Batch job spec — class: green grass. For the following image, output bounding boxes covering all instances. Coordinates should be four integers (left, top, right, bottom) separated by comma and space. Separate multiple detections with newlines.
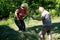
0, 17, 60, 40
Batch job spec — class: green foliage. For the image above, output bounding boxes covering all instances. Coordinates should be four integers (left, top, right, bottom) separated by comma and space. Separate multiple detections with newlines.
0, 0, 23, 19
49, 9, 57, 17
35, 9, 41, 18
0, 0, 60, 19
0, 18, 14, 25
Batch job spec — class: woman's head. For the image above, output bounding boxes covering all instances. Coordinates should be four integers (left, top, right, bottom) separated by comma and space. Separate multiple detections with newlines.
21, 3, 28, 10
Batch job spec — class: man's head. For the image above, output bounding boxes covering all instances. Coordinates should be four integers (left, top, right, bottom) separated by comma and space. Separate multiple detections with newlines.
21, 3, 28, 10
39, 7, 45, 13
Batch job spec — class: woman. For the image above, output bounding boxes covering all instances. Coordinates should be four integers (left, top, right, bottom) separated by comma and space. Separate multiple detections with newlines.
15, 3, 30, 31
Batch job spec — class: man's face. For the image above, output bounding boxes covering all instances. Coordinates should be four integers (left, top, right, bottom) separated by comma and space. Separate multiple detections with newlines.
39, 7, 44, 13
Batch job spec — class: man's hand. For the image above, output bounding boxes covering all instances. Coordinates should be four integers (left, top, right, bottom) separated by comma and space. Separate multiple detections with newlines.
32, 16, 41, 21
30, 16, 36, 20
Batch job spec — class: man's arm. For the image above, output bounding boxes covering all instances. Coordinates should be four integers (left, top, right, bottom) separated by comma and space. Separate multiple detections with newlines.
25, 13, 43, 21
31, 16, 41, 21
25, 12, 41, 21
32, 16, 45, 21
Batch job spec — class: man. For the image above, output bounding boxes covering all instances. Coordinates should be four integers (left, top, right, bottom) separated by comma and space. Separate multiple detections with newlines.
32, 7, 52, 40
15, 3, 30, 31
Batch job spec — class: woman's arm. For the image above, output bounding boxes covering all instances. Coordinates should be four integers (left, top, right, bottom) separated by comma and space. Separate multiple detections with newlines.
15, 9, 19, 20
15, 9, 19, 17
25, 13, 31, 17
25, 13, 41, 21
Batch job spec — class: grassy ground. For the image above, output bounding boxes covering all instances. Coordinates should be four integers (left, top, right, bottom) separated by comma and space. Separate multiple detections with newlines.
0, 17, 60, 40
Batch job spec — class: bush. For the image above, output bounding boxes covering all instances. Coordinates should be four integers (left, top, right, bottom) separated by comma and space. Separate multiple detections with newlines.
49, 9, 57, 17
0, 0, 59, 19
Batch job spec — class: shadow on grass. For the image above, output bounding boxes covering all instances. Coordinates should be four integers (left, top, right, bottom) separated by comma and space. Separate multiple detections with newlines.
0, 25, 20, 40
0, 22, 60, 40
52, 22, 60, 34
27, 25, 42, 33
27, 22, 60, 40
0, 25, 39, 40
27, 22, 60, 34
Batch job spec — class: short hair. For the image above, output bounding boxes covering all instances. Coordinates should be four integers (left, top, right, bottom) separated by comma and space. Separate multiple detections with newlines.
39, 7, 44, 10
21, 3, 28, 9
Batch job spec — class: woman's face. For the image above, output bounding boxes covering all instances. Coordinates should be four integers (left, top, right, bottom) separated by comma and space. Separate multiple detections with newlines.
22, 6, 27, 10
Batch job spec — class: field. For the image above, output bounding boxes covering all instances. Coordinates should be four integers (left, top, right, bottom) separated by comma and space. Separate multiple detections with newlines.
0, 17, 60, 40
